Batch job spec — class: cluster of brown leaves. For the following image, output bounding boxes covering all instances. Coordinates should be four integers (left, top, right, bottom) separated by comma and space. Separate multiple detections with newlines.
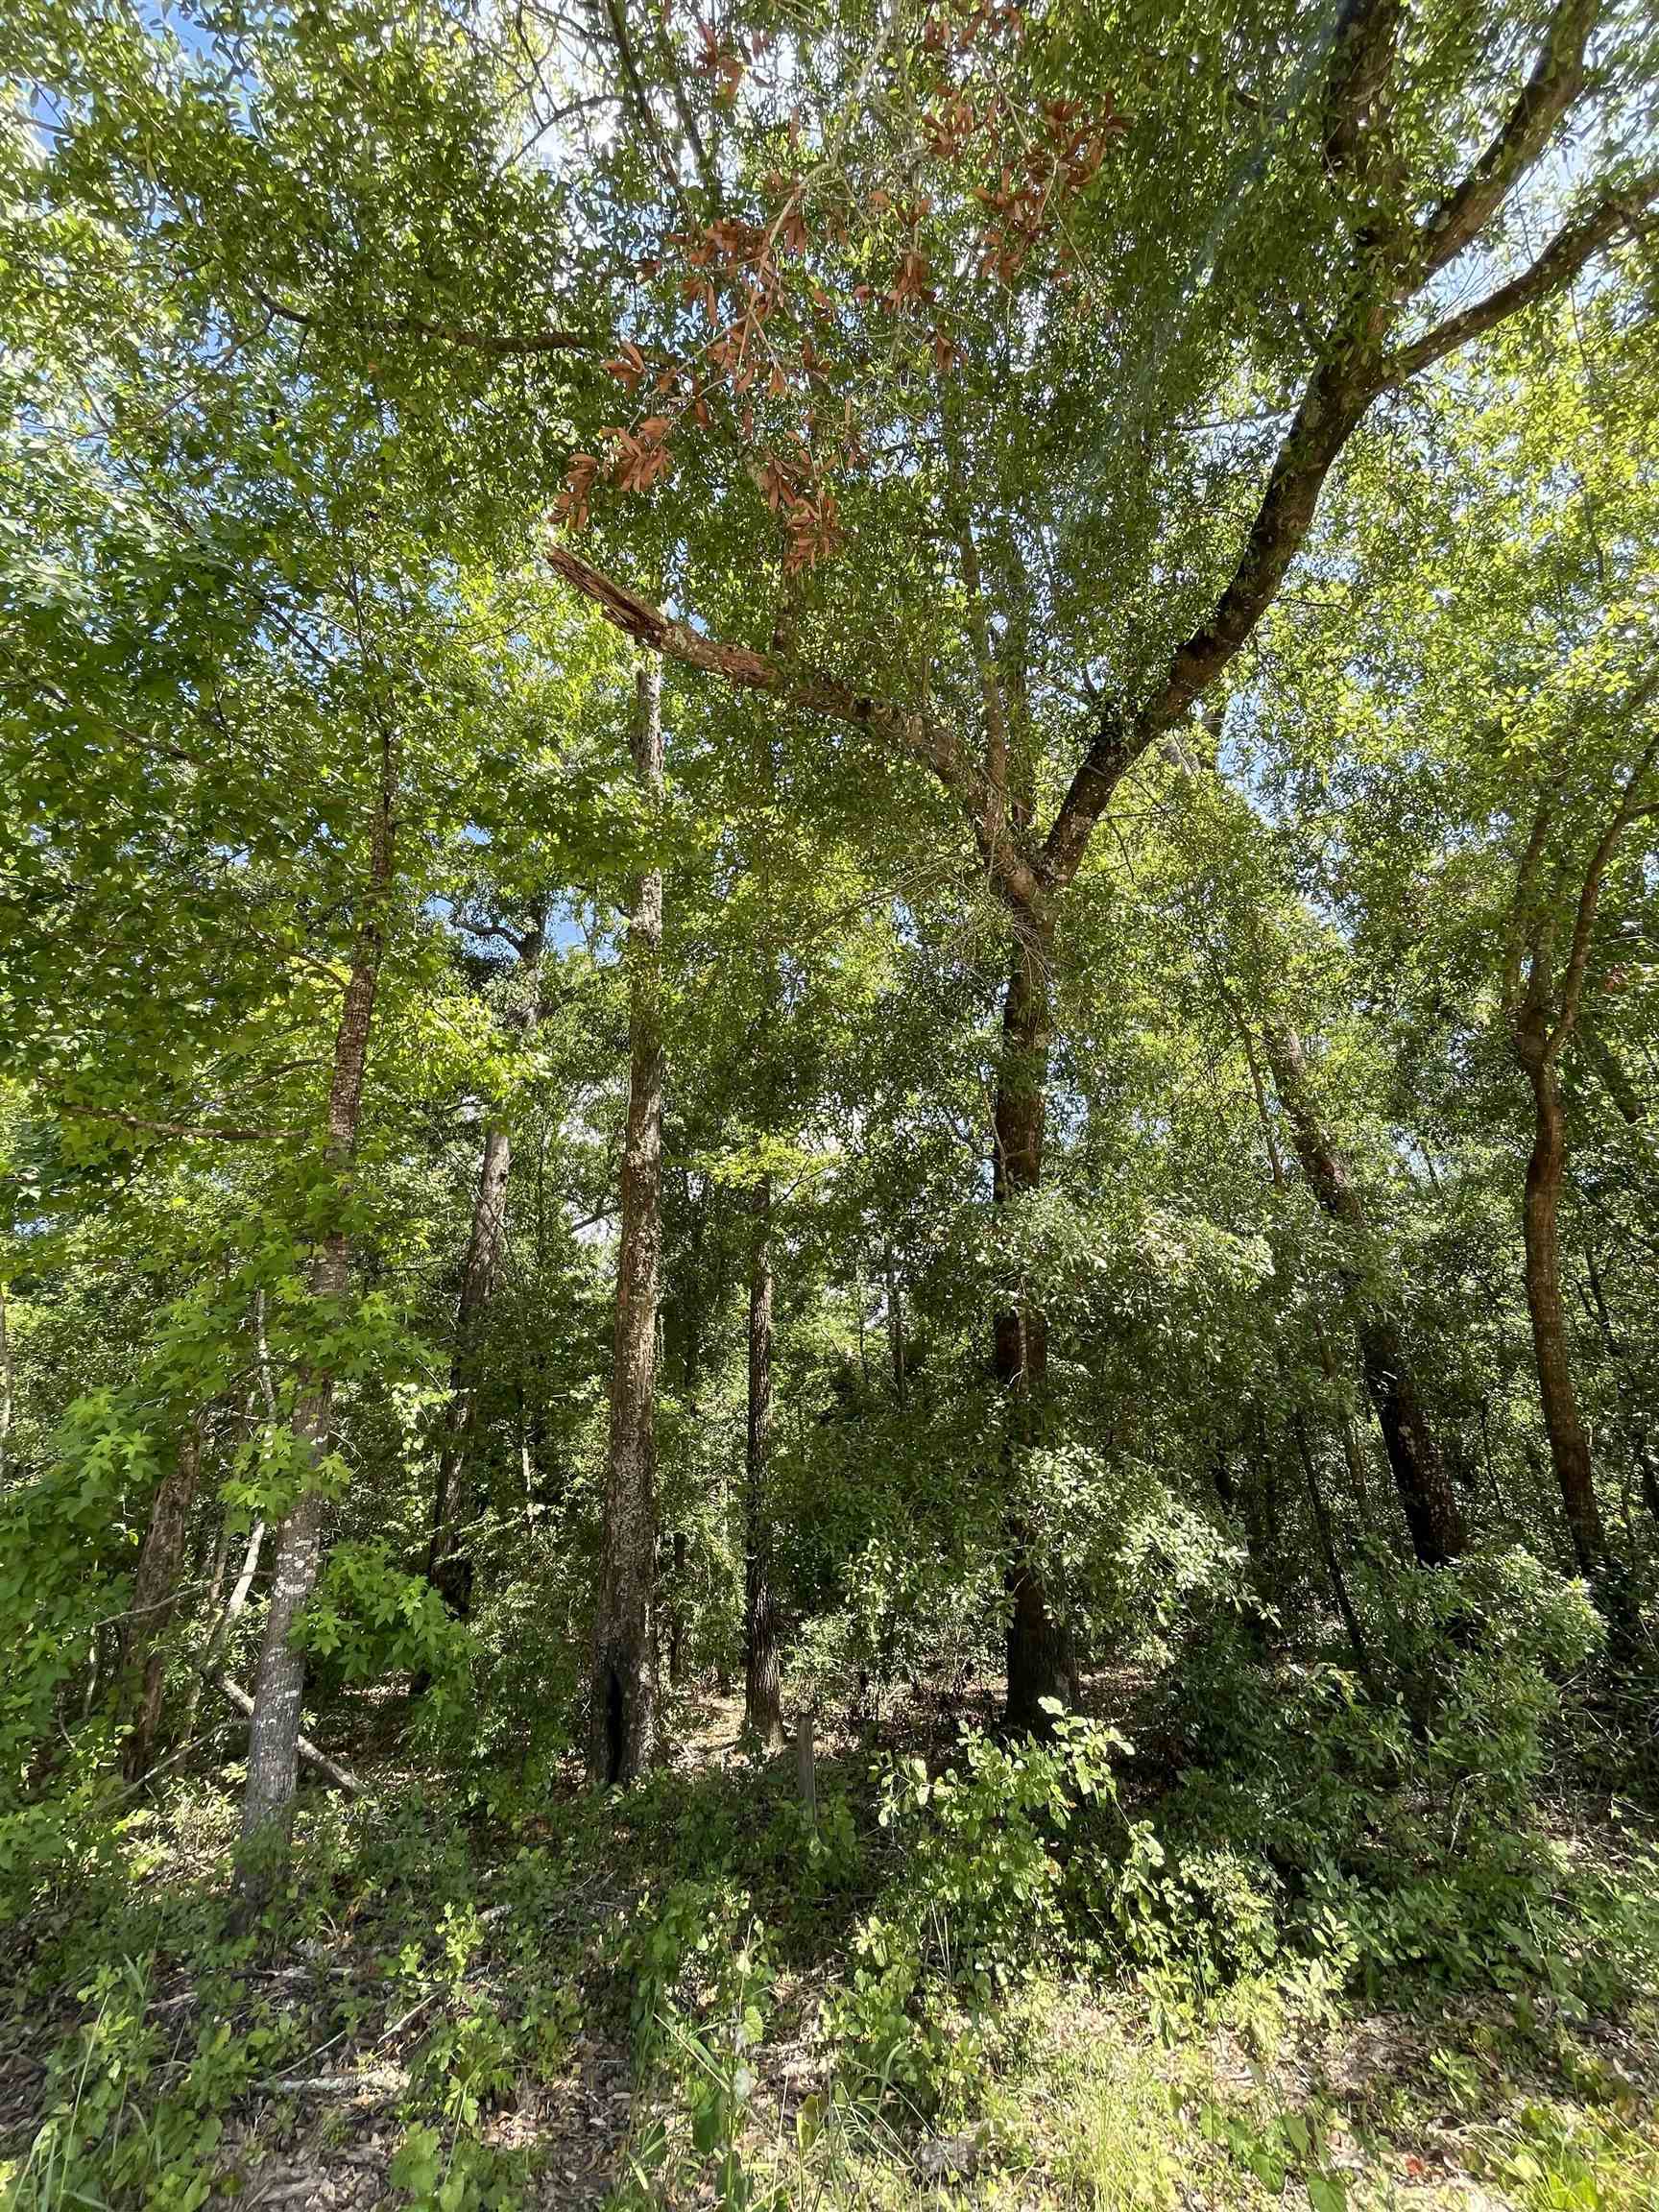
937, 83, 1126, 282
552, 4, 1122, 565
757, 449, 844, 572
693, 18, 764, 109
556, 179, 850, 565
922, 0, 1028, 56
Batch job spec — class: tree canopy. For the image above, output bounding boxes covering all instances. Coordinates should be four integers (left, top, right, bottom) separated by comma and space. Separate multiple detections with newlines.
3, 2, 1659, 2205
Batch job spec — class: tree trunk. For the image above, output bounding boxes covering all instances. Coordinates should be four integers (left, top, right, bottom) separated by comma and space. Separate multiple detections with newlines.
589, 654, 664, 1787
1582, 1240, 1659, 1525
239, 718, 395, 1897
744, 1174, 784, 1750
1291, 1414, 1375, 1691
0, 1277, 12, 1482
1521, 1053, 1603, 1573
426, 1118, 514, 1618
119, 1417, 203, 1784
180, 1512, 265, 1743
1262, 1019, 1465, 1566
667, 1529, 688, 1685
994, 926, 1070, 1733
884, 1243, 906, 1406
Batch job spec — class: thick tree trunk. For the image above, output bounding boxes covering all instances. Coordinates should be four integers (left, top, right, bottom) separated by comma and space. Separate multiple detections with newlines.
426, 1118, 514, 1617
1262, 1020, 1465, 1566
994, 926, 1070, 1733
239, 723, 394, 1896
119, 1418, 203, 1784
589, 654, 664, 1787
1521, 1052, 1603, 1573
744, 1174, 784, 1750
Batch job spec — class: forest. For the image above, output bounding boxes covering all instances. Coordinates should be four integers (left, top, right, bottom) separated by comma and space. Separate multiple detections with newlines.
3, 0, 1659, 2204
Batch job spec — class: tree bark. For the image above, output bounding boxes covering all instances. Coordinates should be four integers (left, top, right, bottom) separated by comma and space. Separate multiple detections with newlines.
1520, 1046, 1602, 1572
744, 1174, 784, 1750
426, 1118, 514, 1617
1262, 1019, 1465, 1565
0, 1278, 12, 1482
239, 712, 395, 1895
589, 653, 664, 1787
994, 925, 1071, 1733
119, 1417, 203, 1784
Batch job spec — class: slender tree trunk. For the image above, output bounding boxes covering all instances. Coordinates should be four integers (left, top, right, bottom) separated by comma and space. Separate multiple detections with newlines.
884, 1243, 906, 1406
1520, 1052, 1603, 1573
1292, 1415, 1375, 1691
589, 654, 664, 1787
665, 1178, 707, 1688
239, 718, 395, 1896
667, 1530, 688, 1685
1262, 1019, 1465, 1566
118, 1417, 203, 1784
744, 1174, 785, 1749
1583, 1241, 1659, 1525
0, 1278, 12, 1482
426, 1119, 514, 1617
180, 1513, 265, 1743
994, 925, 1070, 1732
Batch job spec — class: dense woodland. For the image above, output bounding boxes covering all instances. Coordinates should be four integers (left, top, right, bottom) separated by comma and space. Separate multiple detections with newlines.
4, 0, 1659, 2204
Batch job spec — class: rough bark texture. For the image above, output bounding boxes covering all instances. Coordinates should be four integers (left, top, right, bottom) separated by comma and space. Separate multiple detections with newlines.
239, 719, 395, 1890
426, 1118, 514, 1616
995, 926, 1071, 1734
1263, 1019, 1465, 1565
1518, 1040, 1602, 1573
589, 655, 664, 1787
119, 1419, 203, 1784
744, 1174, 784, 1751
240, 1246, 347, 1863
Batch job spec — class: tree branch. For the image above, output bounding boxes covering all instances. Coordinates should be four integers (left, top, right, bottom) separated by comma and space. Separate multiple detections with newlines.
57, 1103, 293, 1145
1503, 798, 1555, 1022
542, 541, 1049, 913
1551, 709, 1659, 1056
1417, 0, 1599, 276
1042, 337, 1386, 888
249, 285, 599, 359
1385, 171, 1659, 385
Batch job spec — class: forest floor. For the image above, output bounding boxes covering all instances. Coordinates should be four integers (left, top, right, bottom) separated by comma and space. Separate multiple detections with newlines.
3, 1676, 1658, 2210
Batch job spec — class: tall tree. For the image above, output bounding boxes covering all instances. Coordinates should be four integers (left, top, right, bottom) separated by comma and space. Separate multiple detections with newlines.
589, 655, 665, 1786
1503, 720, 1659, 1576
240, 707, 397, 1887
744, 1172, 785, 1749
544, 0, 1653, 1719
